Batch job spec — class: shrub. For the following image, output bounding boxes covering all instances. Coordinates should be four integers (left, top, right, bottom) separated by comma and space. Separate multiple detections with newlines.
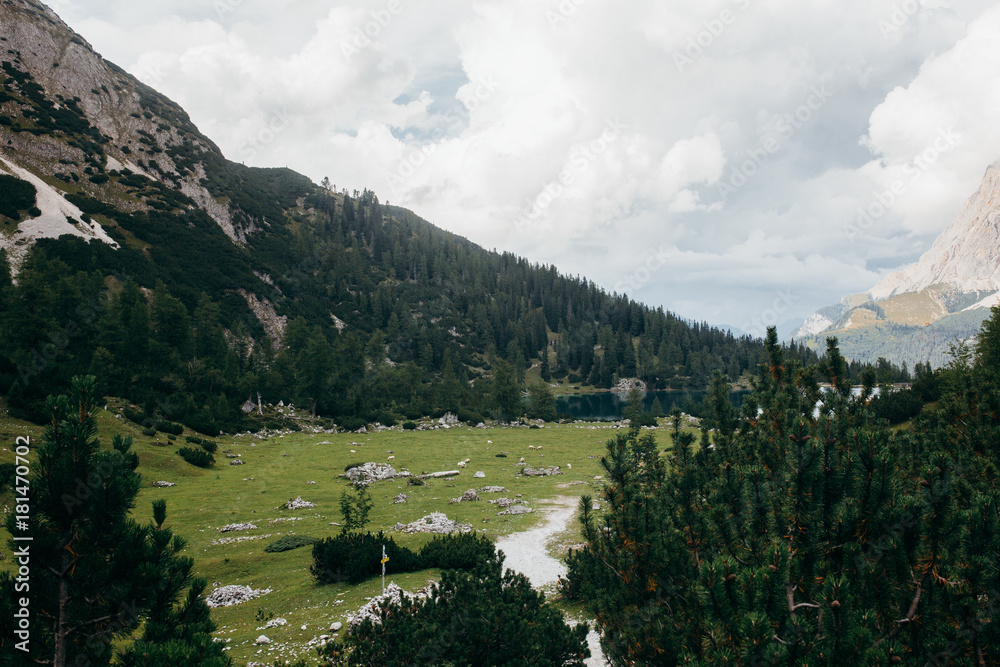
184, 435, 203, 444
338, 416, 367, 432
311, 531, 422, 585
199, 440, 217, 454
141, 427, 156, 437
457, 408, 485, 425
155, 420, 184, 436
402, 421, 417, 431
419, 533, 496, 571
178, 446, 214, 468
264, 535, 318, 553
0, 174, 36, 219
406, 477, 425, 486
87, 173, 109, 184
311, 530, 495, 586
344, 462, 366, 472
122, 407, 147, 425
166, 434, 176, 441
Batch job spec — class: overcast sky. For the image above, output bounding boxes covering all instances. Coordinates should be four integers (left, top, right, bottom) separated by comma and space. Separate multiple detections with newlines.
49, 0, 1000, 333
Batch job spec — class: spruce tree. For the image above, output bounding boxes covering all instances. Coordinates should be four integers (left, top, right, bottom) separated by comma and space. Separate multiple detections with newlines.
0, 376, 230, 667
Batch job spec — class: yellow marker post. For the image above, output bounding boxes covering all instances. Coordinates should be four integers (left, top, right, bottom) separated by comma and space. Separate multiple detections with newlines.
381, 545, 387, 596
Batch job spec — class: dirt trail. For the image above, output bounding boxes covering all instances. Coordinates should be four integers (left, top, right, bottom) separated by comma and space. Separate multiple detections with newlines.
494, 496, 607, 666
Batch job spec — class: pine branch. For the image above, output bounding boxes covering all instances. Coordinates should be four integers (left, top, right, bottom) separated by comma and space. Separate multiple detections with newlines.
874, 574, 926, 648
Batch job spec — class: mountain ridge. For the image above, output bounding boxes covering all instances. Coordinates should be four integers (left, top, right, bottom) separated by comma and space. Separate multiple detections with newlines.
0, 0, 803, 430
790, 160, 1000, 366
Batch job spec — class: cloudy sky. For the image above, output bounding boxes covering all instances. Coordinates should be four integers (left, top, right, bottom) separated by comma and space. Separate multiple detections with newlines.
49, 0, 1000, 334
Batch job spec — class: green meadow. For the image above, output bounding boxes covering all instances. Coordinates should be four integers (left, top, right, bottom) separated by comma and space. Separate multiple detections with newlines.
0, 404, 681, 665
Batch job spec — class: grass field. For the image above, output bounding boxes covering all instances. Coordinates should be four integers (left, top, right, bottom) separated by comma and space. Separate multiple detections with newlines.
0, 404, 678, 665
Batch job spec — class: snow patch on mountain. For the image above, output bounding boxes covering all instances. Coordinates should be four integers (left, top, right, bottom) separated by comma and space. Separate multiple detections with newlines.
790, 313, 833, 340
0, 154, 119, 276
964, 292, 1000, 312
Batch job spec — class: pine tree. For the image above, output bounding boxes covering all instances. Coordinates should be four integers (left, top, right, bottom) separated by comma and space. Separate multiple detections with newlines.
0, 376, 230, 667
527, 382, 556, 422
566, 329, 1000, 664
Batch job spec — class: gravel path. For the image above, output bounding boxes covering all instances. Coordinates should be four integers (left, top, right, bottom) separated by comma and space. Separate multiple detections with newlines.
495, 496, 608, 666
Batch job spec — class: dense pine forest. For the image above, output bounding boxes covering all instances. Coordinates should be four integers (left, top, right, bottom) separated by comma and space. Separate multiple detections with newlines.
0, 170, 827, 431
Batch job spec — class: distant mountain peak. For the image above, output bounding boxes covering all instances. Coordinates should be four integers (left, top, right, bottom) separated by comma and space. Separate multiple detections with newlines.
869, 162, 1000, 301
790, 160, 1000, 367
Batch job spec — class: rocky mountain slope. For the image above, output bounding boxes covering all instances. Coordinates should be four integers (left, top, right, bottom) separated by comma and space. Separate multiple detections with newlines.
0, 0, 784, 429
791, 162, 1000, 367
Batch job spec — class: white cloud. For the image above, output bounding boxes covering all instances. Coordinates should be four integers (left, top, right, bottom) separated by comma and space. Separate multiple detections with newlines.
50, 0, 1000, 327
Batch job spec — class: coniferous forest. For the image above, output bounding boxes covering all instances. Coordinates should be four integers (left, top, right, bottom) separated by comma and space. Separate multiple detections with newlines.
0, 176, 830, 431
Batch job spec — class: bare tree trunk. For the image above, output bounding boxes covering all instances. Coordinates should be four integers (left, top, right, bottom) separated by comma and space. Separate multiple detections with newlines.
53, 566, 68, 667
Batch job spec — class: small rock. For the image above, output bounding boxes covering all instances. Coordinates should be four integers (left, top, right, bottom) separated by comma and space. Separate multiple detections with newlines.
474, 471, 485, 478
330, 621, 342, 632
393, 493, 409, 504
255, 635, 270, 645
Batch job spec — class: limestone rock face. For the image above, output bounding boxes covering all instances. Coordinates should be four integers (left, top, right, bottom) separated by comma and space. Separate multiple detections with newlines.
869, 162, 1000, 301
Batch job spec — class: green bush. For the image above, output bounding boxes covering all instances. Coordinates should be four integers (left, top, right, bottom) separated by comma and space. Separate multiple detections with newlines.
311, 530, 494, 585
457, 408, 485, 425
406, 477, 425, 486
122, 407, 147, 425
402, 421, 417, 430
141, 427, 156, 437
87, 173, 109, 184
419, 532, 496, 571
155, 420, 183, 435
166, 434, 176, 441
199, 440, 217, 454
338, 416, 367, 432
264, 535, 318, 553
185, 435, 203, 444
344, 462, 366, 472
177, 446, 214, 468
311, 531, 422, 585
0, 174, 36, 219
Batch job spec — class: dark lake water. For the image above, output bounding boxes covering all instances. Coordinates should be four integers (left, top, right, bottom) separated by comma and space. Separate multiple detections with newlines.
555, 390, 750, 421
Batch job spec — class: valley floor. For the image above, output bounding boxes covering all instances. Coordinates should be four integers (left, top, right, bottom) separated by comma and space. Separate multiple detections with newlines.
0, 407, 655, 665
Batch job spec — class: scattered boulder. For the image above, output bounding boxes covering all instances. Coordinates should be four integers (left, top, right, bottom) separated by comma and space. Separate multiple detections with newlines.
255, 635, 270, 645
258, 617, 287, 630
152, 481, 176, 487
474, 471, 485, 478
393, 493, 409, 504
480, 486, 507, 493
394, 513, 472, 534
345, 462, 397, 484
521, 466, 562, 477
230, 459, 245, 466
499, 505, 533, 516
348, 583, 426, 628
206, 585, 272, 608
218, 522, 257, 533
284, 496, 316, 510
418, 470, 461, 480
329, 621, 343, 632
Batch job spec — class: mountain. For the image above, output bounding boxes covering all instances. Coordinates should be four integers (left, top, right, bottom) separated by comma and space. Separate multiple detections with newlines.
0, 0, 801, 429
791, 161, 1000, 367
